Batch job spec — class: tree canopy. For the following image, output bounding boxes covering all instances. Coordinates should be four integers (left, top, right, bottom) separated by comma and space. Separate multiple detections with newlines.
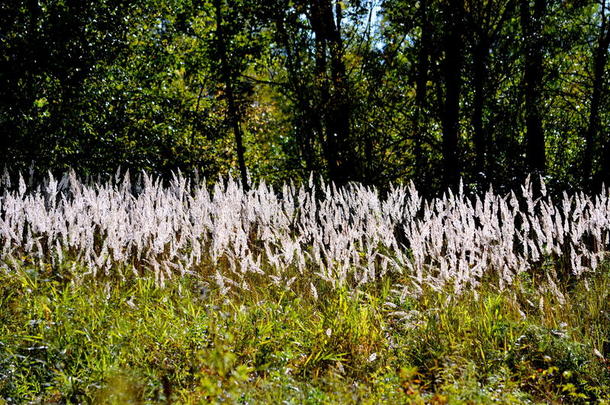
2, 0, 610, 194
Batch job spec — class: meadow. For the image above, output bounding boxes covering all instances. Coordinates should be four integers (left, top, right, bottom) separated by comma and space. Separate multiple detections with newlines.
0, 171, 609, 403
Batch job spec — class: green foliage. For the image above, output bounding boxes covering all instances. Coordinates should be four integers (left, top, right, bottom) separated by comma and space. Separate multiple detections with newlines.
1, 260, 609, 403
3, 0, 610, 192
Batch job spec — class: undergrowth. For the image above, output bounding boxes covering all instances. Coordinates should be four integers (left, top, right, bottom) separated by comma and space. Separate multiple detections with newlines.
0, 260, 609, 404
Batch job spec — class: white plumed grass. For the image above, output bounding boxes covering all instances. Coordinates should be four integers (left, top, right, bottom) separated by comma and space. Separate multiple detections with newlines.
1, 170, 608, 297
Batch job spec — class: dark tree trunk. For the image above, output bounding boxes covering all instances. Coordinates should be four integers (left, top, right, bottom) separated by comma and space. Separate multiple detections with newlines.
311, 10, 334, 179
472, 39, 490, 182
441, 0, 464, 189
275, 15, 317, 173
214, 0, 248, 191
226, 84, 249, 191
329, 1, 352, 183
587, 6, 610, 190
308, 0, 353, 184
520, 0, 546, 176
415, 0, 431, 187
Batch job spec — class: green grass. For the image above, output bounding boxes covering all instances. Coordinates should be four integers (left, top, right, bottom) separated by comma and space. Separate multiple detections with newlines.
0, 261, 609, 404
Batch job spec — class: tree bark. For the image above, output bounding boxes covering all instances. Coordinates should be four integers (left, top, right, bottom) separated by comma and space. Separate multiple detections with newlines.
275, 14, 317, 173
441, 0, 464, 189
472, 38, 490, 181
415, 0, 431, 187
308, 0, 353, 184
587, 4, 610, 189
214, 0, 249, 191
520, 0, 546, 175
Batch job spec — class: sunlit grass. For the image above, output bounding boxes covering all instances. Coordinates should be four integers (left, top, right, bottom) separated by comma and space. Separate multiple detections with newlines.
1, 260, 608, 404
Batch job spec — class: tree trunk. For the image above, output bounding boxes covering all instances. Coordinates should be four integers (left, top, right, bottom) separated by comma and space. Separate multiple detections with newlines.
587, 6, 610, 189
415, 0, 431, 187
308, 0, 353, 184
520, 0, 546, 176
214, 0, 248, 191
472, 38, 490, 182
441, 0, 464, 189
226, 84, 249, 191
276, 16, 318, 173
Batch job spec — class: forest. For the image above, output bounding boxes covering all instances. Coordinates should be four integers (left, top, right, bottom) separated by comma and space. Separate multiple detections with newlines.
2, 0, 610, 193
2, 1, 610, 403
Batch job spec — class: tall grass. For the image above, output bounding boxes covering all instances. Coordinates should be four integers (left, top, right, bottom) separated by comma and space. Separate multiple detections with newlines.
1, 262, 608, 403
1, 170, 609, 297
1, 170, 609, 402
